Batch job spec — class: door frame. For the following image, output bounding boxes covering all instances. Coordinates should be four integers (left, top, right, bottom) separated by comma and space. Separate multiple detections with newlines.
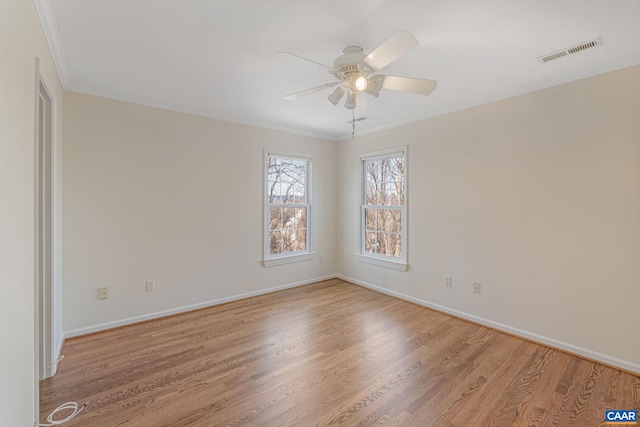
35, 62, 59, 382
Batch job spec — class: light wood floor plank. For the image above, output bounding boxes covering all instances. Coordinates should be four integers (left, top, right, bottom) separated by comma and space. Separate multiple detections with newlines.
40, 279, 639, 426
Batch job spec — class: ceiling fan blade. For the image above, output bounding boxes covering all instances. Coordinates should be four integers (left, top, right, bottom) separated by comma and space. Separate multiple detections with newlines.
381, 76, 437, 96
277, 51, 333, 69
283, 82, 341, 100
361, 30, 419, 72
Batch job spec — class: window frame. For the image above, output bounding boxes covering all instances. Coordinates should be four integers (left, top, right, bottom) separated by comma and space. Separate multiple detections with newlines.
263, 150, 314, 267
356, 147, 408, 271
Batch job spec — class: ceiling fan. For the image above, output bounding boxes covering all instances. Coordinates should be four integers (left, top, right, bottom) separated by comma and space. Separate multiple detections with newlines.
281, 30, 437, 110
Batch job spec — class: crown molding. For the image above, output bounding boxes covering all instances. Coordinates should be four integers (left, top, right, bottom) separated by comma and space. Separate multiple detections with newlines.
65, 83, 340, 142
34, 0, 69, 86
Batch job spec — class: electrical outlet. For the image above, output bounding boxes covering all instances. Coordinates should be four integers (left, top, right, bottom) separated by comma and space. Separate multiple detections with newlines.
99, 287, 109, 299
145, 280, 155, 292
445, 276, 452, 287
319, 254, 324, 262
473, 282, 481, 294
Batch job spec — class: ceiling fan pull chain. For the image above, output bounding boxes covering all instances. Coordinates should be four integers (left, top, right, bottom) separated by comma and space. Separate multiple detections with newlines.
352, 109, 356, 138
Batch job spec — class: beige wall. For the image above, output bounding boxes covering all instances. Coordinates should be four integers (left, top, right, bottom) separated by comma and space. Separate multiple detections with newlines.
336, 65, 640, 371
0, 0, 64, 424
62, 92, 337, 334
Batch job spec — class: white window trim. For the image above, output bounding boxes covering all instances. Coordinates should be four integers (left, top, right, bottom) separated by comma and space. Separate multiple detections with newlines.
263, 149, 315, 267
264, 252, 316, 268
357, 146, 408, 271
356, 253, 408, 271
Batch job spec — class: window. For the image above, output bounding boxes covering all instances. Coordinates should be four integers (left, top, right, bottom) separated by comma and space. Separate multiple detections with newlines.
358, 148, 407, 271
263, 152, 313, 267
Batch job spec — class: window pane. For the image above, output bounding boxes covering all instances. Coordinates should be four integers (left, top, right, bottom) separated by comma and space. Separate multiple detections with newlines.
365, 160, 378, 182
390, 209, 401, 233
296, 229, 307, 251
389, 233, 402, 258
293, 183, 305, 203
283, 207, 295, 230
364, 208, 376, 232
386, 183, 396, 206
377, 184, 386, 206
273, 182, 284, 203
268, 157, 308, 204
365, 232, 377, 254
270, 231, 283, 254
296, 207, 307, 227
380, 209, 390, 232
269, 208, 282, 231
362, 208, 402, 237
286, 182, 296, 203
375, 232, 387, 255
267, 180, 276, 203
365, 161, 380, 204
267, 158, 278, 176
364, 157, 406, 207
282, 229, 295, 253
291, 159, 306, 178
375, 208, 384, 232
365, 180, 377, 205
279, 182, 290, 203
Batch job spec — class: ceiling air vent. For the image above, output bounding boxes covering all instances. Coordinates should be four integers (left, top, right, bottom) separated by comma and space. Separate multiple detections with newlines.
345, 116, 369, 124
537, 38, 602, 63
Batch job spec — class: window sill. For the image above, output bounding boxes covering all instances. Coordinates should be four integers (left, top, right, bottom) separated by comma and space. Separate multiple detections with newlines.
263, 252, 315, 268
356, 254, 408, 271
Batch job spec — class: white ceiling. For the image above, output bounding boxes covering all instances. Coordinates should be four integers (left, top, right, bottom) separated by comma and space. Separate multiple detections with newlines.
38, 0, 640, 140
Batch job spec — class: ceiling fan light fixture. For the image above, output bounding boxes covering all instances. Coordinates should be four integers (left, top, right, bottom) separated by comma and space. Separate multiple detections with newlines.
328, 87, 345, 105
345, 90, 356, 109
355, 75, 368, 91
365, 75, 383, 97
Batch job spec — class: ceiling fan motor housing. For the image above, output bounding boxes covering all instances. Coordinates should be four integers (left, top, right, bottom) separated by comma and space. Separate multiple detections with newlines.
333, 46, 367, 82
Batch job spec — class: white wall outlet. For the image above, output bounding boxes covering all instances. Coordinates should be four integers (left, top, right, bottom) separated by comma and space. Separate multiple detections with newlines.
99, 287, 109, 299
319, 254, 324, 262
145, 280, 155, 292
445, 276, 452, 287
473, 282, 481, 294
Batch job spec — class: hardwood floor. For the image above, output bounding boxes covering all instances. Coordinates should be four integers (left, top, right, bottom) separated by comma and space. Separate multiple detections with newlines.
40, 279, 639, 426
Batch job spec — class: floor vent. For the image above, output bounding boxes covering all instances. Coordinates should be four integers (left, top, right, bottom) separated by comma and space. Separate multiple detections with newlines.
537, 38, 602, 63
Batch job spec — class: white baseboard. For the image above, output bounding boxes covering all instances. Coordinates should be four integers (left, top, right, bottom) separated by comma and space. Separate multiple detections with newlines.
337, 274, 640, 375
40, 335, 65, 379
52, 335, 64, 376
64, 275, 338, 338
62, 273, 639, 374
